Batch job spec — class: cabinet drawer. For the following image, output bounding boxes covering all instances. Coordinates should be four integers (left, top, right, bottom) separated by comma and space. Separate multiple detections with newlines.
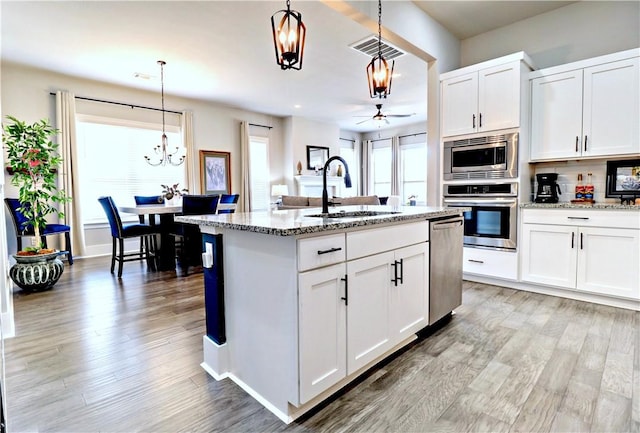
346, 221, 429, 261
463, 247, 518, 280
522, 209, 640, 229
298, 234, 346, 272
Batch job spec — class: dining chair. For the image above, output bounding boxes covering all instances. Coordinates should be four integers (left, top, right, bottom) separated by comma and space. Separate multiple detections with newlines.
133, 195, 163, 257
98, 196, 161, 278
4, 198, 74, 265
217, 193, 239, 214
173, 194, 220, 275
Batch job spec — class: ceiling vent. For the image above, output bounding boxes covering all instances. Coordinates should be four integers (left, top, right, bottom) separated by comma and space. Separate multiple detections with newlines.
350, 36, 405, 60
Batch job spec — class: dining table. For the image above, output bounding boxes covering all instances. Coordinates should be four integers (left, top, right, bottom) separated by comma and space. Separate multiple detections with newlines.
119, 203, 182, 271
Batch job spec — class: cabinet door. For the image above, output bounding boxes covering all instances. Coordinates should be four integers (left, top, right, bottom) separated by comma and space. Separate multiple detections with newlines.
478, 61, 520, 132
530, 70, 584, 161
346, 251, 393, 375
441, 72, 478, 137
390, 243, 429, 342
521, 224, 577, 289
583, 57, 640, 157
577, 227, 640, 299
298, 263, 346, 403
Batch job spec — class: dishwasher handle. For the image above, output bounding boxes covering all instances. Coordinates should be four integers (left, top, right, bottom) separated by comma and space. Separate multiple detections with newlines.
432, 218, 463, 230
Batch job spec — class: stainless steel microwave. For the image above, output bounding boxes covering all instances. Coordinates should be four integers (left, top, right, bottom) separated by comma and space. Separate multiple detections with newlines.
443, 132, 518, 180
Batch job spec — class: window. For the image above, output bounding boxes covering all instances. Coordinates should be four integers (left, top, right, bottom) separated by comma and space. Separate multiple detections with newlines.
76, 116, 184, 224
249, 136, 270, 211
339, 138, 359, 196
399, 137, 427, 204
371, 139, 392, 197
366, 133, 427, 203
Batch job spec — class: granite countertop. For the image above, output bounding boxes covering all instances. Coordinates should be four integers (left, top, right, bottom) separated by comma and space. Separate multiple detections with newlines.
521, 202, 640, 210
175, 205, 467, 236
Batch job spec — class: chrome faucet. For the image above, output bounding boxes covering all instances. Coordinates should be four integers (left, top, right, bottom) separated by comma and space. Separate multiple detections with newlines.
322, 156, 352, 214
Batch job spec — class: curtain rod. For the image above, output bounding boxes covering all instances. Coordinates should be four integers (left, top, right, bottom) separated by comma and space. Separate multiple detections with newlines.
49, 92, 182, 115
339, 137, 355, 142
249, 122, 273, 130
398, 132, 426, 139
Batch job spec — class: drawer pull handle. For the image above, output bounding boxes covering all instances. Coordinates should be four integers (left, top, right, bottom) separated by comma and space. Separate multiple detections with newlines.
567, 217, 589, 220
340, 275, 348, 306
317, 247, 342, 255
468, 259, 484, 264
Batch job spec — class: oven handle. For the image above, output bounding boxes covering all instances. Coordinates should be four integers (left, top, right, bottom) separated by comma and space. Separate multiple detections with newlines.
444, 198, 517, 205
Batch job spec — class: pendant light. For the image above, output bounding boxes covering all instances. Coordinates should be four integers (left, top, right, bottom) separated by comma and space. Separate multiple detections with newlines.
144, 60, 185, 166
366, 0, 394, 99
271, 0, 306, 70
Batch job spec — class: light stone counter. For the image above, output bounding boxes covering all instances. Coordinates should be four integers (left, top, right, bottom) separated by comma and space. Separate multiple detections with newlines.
176, 205, 467, 236
520, 202, 640, 211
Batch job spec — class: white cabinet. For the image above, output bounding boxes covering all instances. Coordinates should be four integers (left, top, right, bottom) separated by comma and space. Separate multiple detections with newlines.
441, 56, 530, 137
297, 221, 430, 401
530, 52, 640, 161
346, 243, 428, 374
298, 263, 347, 404
521, 209, 640, 300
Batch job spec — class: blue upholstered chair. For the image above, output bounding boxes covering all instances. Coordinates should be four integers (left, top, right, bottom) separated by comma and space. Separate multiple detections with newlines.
133, 195, 163, 255
173, 194, 220, 275
4, 198, 73, 265
217, 193, 239, 214
98, 196, 161, 278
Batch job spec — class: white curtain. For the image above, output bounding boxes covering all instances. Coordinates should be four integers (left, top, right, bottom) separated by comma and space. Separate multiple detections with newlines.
391, 135, 400, 195
56, 91, 86, 256
182, 110, 196, 193
361, 140, 372, 195
239, 121, 251, 212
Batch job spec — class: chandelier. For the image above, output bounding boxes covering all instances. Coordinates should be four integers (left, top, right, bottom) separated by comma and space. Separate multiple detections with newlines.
271, 0, 306, 70
366, 0, 394, 99
144, 60, 185, 166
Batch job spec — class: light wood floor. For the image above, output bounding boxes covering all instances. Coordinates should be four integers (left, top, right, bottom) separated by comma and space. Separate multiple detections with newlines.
4, 256, 639, 432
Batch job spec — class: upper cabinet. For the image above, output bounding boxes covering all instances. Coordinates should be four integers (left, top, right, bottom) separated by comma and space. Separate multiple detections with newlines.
441, 52, 534, 138
530, 49, 640, 161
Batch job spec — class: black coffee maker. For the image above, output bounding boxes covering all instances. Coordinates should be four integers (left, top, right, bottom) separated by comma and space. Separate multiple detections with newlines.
535, 173, 562, 203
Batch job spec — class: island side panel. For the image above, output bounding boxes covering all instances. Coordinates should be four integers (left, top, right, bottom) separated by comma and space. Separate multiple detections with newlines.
221, 228, 300, 413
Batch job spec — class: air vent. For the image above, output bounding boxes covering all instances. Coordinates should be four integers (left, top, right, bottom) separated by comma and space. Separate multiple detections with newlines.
350, 36, 405, 60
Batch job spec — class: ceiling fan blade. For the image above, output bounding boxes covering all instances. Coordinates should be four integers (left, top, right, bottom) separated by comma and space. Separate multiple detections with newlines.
386, 113, 415, 118
356, 118, 372, 125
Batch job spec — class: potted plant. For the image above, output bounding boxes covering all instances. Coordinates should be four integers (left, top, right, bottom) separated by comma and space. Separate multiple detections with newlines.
3, 115, 71, 290
161, 183, 188, 205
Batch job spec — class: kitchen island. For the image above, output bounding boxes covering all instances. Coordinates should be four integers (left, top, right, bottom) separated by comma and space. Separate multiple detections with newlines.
176, 205, 466, 423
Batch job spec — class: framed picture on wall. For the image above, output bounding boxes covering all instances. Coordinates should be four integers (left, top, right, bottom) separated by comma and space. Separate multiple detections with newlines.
200, 150, 231, 195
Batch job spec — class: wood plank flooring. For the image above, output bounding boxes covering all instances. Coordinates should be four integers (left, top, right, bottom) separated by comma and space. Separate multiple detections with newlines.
4, 256, 638, 432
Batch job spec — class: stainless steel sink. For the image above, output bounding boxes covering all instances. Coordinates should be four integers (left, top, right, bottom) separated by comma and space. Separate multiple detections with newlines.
305, 210, 400, 219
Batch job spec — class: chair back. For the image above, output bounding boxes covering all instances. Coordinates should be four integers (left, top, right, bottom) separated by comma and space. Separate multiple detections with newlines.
181, 195, 220, 216
98, 196, 124, 238
134, 195, 164, 205
4, 198, 31, 233
217, 194, 239, 214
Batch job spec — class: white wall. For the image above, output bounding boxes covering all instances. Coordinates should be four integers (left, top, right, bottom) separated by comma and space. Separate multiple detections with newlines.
461, 1, 640, 69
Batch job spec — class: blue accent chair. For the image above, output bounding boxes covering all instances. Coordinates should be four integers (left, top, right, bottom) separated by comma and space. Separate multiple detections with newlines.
134, 195, 163, 256
217, 193, 239, 214
4, 198, 73, 265
173, 194, 220, 275
98, 196, 161, 278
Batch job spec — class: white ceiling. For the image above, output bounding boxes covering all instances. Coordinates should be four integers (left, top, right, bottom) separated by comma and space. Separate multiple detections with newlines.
1, 1, 572, 133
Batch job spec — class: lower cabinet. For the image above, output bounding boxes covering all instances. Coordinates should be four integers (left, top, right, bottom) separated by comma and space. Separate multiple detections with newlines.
297, 226, 429, 404
521, 209, 640, 300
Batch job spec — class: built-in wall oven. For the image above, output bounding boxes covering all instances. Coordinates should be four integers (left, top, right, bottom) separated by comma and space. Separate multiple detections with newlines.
443, 183, 518, 250
443, 132, 518, 181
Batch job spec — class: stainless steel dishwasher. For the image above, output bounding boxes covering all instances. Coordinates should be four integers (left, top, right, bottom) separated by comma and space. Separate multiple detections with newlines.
429, 215, 464, 325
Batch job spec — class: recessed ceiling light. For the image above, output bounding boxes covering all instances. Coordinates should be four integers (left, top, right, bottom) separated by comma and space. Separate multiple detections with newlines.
294, 104, 302, 109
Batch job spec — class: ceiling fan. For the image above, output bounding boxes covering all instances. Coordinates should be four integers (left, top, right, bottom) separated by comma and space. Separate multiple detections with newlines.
355, 104, 415, 125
